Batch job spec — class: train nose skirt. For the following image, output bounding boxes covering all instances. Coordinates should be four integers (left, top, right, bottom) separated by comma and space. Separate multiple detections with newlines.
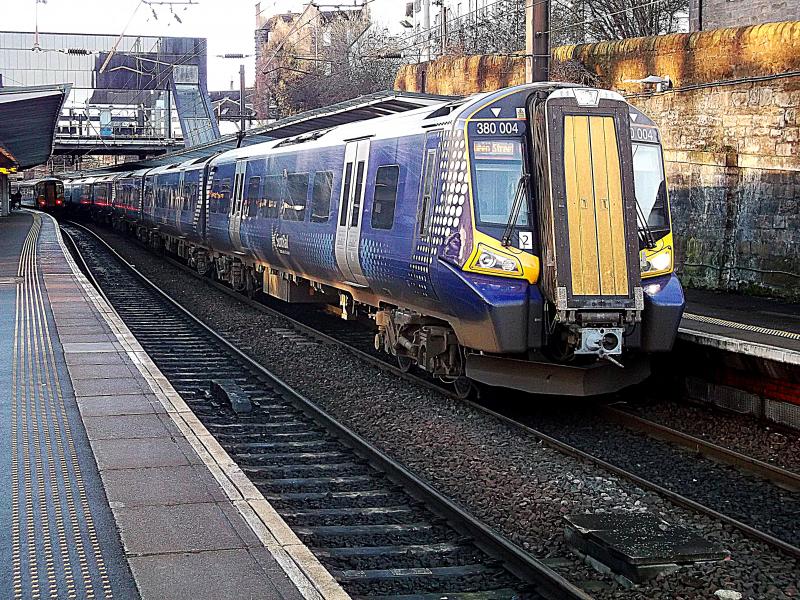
2, 214, 134, 600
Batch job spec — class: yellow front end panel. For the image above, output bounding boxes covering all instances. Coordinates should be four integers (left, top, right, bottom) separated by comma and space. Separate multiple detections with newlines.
563, 115, 629, 297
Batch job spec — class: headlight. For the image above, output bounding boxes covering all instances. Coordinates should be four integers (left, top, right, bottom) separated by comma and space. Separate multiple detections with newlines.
641, 246, 672, 277
471, 245, 523, 276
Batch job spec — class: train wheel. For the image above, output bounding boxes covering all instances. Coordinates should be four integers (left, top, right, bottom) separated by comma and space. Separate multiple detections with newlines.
397, 355, 413, 372
453, 376, 474, 400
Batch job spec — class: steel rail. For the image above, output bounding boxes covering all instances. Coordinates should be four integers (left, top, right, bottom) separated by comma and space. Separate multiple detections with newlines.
465, 400, 800, 562
599, 405, 800, 492
68, 220, 800, 562
74, 221, 461, 400
61, 220, 594, 600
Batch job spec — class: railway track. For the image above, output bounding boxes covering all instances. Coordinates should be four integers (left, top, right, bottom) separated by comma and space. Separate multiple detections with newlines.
61, 221, 591, 600
484, 402, 800, 561
71, 221, 800, 569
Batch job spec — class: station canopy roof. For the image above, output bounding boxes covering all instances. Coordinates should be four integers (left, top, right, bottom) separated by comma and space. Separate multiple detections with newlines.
75, 89, 457, 175
0, 84, 70, 172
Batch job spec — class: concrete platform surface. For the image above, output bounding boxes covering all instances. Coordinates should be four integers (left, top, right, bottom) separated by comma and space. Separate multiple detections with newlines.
0, 211, 348, 600
680, 288, 800, 365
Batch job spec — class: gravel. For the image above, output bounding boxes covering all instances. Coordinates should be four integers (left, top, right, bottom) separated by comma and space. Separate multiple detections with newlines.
86, 226, 800, 600
622, 400, 800, 475
520, 405, 799, 546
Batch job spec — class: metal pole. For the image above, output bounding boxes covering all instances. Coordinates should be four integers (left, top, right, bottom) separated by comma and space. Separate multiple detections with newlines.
422, 0, 431, 62
527, 0, 550, 82
0, 174, 8, 218
441, 6, 447, 56
239, 64, 247, 134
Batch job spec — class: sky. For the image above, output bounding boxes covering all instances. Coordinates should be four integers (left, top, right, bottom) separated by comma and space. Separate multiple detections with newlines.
2, 0, 402, 90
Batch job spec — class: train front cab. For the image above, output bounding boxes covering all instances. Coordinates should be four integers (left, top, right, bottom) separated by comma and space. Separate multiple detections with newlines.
37, 179, 65, 210
443, 86, 684, 395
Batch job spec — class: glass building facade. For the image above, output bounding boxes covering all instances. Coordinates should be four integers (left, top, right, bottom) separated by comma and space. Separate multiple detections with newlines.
0, 31, 219, 148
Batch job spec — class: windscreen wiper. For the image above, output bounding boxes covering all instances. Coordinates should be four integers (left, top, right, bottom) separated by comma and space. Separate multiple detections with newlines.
635, 200, 657, 250
501, 174, 530, 247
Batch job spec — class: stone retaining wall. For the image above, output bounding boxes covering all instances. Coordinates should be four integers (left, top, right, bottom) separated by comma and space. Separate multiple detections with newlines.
394, 22, 800, 299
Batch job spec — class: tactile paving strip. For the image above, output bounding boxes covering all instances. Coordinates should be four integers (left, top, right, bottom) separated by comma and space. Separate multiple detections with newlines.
683, 312, 800, 341
10, 214, 114, 600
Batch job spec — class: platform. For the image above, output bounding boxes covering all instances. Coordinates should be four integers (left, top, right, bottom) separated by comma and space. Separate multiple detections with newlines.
0, 210, 345, 600
679, 288, 800, 365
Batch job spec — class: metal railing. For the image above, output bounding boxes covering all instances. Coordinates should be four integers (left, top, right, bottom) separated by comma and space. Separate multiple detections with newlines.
56, 104, 182, 142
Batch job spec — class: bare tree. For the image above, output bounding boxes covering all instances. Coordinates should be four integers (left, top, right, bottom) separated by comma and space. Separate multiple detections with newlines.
416, 0, 687, 58
557, 0, 688, 43
549, 58, 600, 85
271, 15, 403, 116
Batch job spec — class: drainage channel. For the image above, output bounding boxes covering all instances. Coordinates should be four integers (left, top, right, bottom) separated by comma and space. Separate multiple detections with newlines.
61, 222, 591, 600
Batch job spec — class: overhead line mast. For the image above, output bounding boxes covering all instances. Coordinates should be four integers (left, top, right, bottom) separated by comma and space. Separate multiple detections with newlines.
527, 0, 551, 82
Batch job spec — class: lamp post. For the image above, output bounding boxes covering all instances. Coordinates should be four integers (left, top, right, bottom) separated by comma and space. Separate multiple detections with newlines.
217, 53, 253, 140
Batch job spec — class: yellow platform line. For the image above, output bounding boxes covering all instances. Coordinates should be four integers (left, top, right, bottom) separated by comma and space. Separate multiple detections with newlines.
11, 214, 113, 600
25, 218, 78, 600
683, 312, 800, 341
33, 236, 112, 600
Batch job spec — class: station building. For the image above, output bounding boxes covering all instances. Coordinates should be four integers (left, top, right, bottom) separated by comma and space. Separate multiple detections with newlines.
0, 31, 219, 172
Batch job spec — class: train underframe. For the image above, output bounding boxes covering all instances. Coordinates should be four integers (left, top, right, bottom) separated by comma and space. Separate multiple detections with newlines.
110, 217, 653, 398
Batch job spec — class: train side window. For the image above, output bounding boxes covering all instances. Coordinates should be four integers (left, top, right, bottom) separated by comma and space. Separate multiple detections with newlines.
262, 175, 282, 219
143, 183, 153, 208
351, 161, 366, 227
371, 165, 399, 230
283, 173, 308, 221
218, 178, 232, 214
311, 171, 333, 223
182, 182, 192, 211
339, 162, 354, 226
420, 149, 437, 236
246, 176, 261, 218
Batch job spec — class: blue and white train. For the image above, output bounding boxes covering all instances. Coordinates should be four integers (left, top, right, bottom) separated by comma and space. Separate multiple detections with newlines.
65, 83, 685, 396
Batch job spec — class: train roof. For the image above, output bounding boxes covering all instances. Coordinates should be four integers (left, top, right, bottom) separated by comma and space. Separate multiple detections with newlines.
62, 84, 649, 181
17, 176, 63, 186
209, 83, 629, 166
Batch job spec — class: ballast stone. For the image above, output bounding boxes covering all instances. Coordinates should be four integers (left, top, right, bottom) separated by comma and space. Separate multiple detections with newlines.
715, 591, 743, 600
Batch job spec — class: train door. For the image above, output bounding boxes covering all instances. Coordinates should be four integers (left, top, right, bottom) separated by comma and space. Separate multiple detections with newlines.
530, 92, 639, 314
410, 131, 442, 297
229, 160, 247, 250
44, 181, 57, 207
176, 170, 185, 231
335, 140, 370, 287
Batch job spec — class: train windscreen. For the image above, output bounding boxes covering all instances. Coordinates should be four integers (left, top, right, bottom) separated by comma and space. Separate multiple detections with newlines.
471, 139, 529, 226
632, 143, 669, 236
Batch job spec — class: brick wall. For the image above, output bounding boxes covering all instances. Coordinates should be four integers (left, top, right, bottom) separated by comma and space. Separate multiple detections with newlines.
395, 22, 800, 299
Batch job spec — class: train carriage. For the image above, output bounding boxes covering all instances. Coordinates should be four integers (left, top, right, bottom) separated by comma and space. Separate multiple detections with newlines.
69, 83, 685, 397
17, 177, 65, 210
65, 176, 96, 211
111, 168, 150, 226
91, 174, 116, 222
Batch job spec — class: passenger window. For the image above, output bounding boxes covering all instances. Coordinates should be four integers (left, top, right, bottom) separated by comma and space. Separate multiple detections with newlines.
351, 161, 365, 227
246, 176, 261, 218
420, 149, 437, 235
371, 166, 400, 230
283, 173, 308, 221
219, 178, 231, 214
262, 175, 283, 219
311, 171, 333, 223
339, 162, 354, 226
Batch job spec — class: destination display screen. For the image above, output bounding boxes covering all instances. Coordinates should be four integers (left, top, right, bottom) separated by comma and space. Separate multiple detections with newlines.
473, 140, 523, 161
